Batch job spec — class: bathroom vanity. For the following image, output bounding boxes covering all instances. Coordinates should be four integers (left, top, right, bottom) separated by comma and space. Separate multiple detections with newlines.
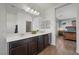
6, 4, 52, 55
7, 32, 51, 55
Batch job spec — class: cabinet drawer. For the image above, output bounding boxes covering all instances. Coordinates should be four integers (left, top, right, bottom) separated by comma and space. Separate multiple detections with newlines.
9, 39, 29, 49
9, 45, 28, 55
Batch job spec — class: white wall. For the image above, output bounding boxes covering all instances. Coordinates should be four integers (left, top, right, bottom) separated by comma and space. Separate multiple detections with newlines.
56, 4, 76, 19
44, 7, 56, 45
7, 4, 17, 34
0, 4, 7, 55
76, 4, 79, 54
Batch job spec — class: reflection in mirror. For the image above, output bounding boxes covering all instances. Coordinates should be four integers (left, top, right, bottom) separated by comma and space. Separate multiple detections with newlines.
26, 21, 32, 32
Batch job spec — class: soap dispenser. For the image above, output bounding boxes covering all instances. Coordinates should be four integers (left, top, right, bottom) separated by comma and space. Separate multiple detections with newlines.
15, 25, 18, 33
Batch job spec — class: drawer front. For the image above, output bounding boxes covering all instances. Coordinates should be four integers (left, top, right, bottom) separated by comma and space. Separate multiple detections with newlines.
9, 39, 29, 49
9, 45, 27, 55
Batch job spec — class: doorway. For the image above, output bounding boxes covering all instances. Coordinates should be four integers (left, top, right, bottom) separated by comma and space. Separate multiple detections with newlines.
55, 3, 77, 54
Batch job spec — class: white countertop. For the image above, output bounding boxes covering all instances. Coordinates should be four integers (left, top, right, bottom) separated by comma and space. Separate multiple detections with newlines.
7, 31, 51, 42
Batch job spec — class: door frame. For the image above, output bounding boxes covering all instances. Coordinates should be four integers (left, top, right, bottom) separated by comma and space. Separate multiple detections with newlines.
55, 3, 77, 50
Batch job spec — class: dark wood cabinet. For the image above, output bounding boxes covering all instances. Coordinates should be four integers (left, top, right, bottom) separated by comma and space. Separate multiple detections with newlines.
37, 36, 44, 52
9, 39, 29, 55
9, 33, 51, 55
29, 37, 38, 55
9, 45, 28, 55
43, 34, 49, 48
64, 32, 76, 40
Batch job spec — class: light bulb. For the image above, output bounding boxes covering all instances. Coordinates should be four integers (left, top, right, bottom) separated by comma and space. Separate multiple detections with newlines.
37, 12, 40, 15
25, 7, 31, 12
30, 9, 34, 14
35, 12, 40, 15
34, 11, 37, 14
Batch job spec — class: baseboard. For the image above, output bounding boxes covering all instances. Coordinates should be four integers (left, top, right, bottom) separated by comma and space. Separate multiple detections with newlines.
50, 42, 56, 46
76, 50, 79, 54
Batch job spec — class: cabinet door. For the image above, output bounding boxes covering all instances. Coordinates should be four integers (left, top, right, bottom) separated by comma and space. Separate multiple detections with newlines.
9, 45, 28, 55
9, 39, 29, 55
43, 34, 49, 48
37, 36, 44, 52
29, 37, 38, 55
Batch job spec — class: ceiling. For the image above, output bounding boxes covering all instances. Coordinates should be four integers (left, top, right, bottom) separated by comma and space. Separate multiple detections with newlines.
12, 3, 61, 15
26, 3, 57, 12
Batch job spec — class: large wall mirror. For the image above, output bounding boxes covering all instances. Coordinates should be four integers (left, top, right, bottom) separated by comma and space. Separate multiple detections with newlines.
6, 4, 33, 34
6, 4, 41, 34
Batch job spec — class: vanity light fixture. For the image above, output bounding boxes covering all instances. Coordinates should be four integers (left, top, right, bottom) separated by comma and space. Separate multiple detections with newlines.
35, 12, 40, 15
25, 7, 31, 12
25, 6, 40, 15
30, 9, 34, 14
37, 12, 40, 15
34, 11, 37, 14
33, 11, 40, 15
